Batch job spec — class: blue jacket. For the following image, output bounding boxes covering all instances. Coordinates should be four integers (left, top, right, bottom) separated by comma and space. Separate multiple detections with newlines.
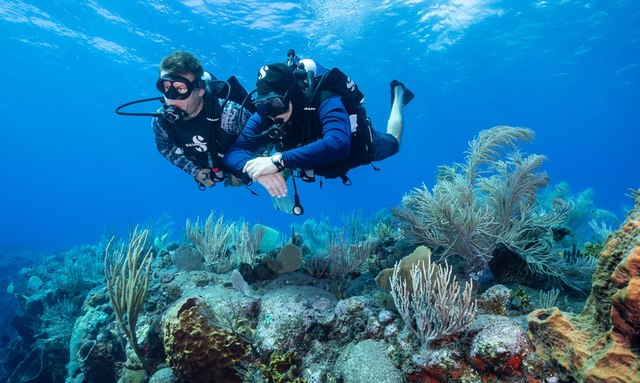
223, 96, 351, 177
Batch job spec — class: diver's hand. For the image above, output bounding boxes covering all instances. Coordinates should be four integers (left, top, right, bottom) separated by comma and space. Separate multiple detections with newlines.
243, 157, 278, 180
195, 169, 215, 187
256, 173, 287, 198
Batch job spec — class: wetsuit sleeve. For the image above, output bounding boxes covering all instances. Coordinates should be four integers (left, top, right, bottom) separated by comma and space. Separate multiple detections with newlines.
152, 117, 199, 177
219, 100, 253, 137
217, 100, 253, 154
281, 96, 351, 170
222, 113, 270, 178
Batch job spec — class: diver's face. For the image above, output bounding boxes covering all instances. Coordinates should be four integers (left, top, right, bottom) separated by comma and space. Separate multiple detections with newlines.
160, 71, 204, 117
274, 101, 293, 123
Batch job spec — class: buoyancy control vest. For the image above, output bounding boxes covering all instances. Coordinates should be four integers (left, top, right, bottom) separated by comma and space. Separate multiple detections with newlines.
160, 73, 255, 176
297, 65, 375, 183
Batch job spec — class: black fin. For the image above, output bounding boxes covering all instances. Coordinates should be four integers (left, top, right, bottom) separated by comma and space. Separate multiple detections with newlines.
390, 79, 415, 107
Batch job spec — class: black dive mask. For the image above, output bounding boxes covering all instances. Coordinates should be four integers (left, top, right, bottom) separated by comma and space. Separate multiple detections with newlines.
162, 105, 188, 123
156, 74, 200, 100
254, 93, 289, 121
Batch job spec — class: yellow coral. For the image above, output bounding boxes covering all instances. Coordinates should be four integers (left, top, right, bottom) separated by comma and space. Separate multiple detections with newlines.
261, 351, 305, 383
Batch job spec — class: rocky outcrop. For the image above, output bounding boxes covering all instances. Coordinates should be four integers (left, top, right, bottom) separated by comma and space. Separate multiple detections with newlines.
334, 340, 403, 383
254, 284, 335, 354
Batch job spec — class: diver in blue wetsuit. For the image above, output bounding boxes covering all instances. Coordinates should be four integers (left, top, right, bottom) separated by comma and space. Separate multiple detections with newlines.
223, 58, 414, 214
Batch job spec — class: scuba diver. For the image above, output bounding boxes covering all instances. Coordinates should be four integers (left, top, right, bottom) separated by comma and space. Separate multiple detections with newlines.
116, 51, 254, 189
223, 51, 414, 215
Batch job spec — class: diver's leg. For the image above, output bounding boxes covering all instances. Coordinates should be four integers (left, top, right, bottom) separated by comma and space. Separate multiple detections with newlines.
387, 84, 405, 147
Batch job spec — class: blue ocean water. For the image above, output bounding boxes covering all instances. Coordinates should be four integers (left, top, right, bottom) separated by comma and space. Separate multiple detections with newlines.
0, 0, 638, 252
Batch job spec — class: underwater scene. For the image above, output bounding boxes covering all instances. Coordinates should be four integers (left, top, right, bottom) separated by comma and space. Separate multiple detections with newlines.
1, 0, 639, 382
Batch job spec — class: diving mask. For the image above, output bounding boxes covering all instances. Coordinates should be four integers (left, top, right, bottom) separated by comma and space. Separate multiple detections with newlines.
156, 73, 200, 100
255, 94, 289, 120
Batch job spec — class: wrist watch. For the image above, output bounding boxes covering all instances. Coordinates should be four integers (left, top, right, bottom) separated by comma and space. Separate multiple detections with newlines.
271, 152, 285, 171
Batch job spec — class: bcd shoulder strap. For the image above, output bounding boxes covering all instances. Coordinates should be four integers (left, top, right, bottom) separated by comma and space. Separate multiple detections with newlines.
203, 93, 222, 169
314, 68, 364, 114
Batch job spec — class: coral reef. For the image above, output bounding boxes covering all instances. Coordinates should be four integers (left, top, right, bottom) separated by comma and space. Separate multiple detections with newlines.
68, 307, 124, 383
3, 243, 106, 383
393, 126, 594, 291
5, 228, 569, 383
184, 211, 236, 273
404, 314, 551, 383
528, 190, 640, 383
5, 129, 627, 383
387, 246, 477, 349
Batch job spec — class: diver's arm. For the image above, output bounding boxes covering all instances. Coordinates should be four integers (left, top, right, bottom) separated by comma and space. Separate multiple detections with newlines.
281, 96, 351, 169
152, 118, 199, 177
217, 100, 253, 151
223, 113, 270, 178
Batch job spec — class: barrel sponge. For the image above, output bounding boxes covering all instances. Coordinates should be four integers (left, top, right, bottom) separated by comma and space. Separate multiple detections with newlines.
527, 191, 640, 383
162, 297, 249, 381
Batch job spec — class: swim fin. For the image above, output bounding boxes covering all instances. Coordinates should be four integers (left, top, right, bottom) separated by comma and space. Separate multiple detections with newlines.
271, 195, 294, 214
390, 80, 415, 107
